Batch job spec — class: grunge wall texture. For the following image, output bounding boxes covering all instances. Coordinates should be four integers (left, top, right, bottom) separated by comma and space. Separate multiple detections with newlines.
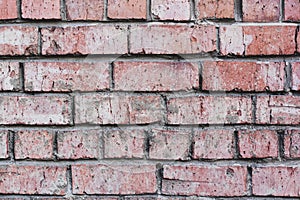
0, 0, 299, 199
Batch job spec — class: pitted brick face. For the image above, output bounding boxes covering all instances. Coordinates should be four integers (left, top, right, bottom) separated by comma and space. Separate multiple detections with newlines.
0, 0, 299, 198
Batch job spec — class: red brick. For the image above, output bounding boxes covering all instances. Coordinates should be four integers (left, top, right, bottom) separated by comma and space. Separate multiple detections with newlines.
41, 25, 127, 55
0, 131, 9, 159
130, 24, 216, 54
196, 0, 234, 19
22, 0, 61, 19
292, 63, 300, 91
238, 130, 278, 158
0, 26, 38, 55
253, 166, 300, 196
107, 0, 146, 19
103, 129, 145, 159
72, 164, 157, 194
202, 61, 285, 91
0, 62, 20, 91
256, 95, 300, 124
151, 0, 190, 20
75, 94, 163, 124
243, 0, 280, 22
0, 95, 71, 125
220, 25, 296, 55
193, 129, 234, 159
162, 165, 247, 196
57, 129, 100, 159
114, 61, 199, 91
0, 0, 17, 19
149, 129, 190, 160
167, 96, 252, 124
285, 0, 300, 21
298, 29, 300, 53
284, 130, 300, 158
0, 166, 67, 194
66, 0, 104, 20
24, 62, 109, 92
14, 130, 54, 160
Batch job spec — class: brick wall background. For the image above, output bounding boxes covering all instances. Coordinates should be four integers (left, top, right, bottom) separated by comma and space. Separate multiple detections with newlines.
0, 0, 299, 199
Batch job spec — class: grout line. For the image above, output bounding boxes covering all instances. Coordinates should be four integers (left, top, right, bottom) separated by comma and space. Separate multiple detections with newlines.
234, 130, 242, 159
190, 0, 197, 20
234, 0, 243, 22
104, 0, 108, 20
251, 95, 257, 124
17, 0, 22, 19
247, 166, 253, 196
19, 62, 25, 92
280, 0, 285, 22
60, 0, 67, 21
9, 131, 15, 161
284, 61, 292, 92
147, 0, 152, 21
277, 130, 285, 160
156, 163, 163, 195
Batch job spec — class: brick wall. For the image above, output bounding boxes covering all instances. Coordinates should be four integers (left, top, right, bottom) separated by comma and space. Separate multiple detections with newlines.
0, 0, 299, 199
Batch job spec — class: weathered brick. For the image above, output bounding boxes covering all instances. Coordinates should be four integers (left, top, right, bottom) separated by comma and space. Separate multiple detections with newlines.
243, 0, 280, 22
0, 0, 17, 19
149, 129, 190, 160
202, 61, 285, 91
0, 62, 20, 91
253, 166, 300, 196
162, 165, 247, 196
107, 0, 146, 19
130, 24, 216, 54
238, 130, 278, 158
193, 129, 234, 159
24, 62, 109, 92
0, 131, 9, 159
292, 63, 300, 91
72, 164, 157, 194
57, 129, 100, 159
167, 96, 252, 124
256, 95, 300, 124
22, 0, 61, 19
285, 0, 300, 21
75, 94, 163, 124
0, 96, 71, 125
196, 0, 234, 19
0, 26, 38, 55
103, 129, 145, 159
0, 166, 67, 194
220, 25, 296, 55
41, 25, 127, 55
114, 61, 199, 91
66, 0, 104, 20
151, 0, 190, 20
14, 130, 54, 160
284, 130, 300, 158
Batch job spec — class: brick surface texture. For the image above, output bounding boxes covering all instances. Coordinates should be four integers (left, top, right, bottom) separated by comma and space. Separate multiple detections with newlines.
0, 0, 299, 199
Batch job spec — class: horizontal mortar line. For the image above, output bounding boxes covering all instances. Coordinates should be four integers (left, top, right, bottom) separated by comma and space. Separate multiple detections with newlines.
0, 159, 300, 167
0, 54, 300, 62
0, 124, 299, 130
0, 90, 298, 96
0, 20, 298, 27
